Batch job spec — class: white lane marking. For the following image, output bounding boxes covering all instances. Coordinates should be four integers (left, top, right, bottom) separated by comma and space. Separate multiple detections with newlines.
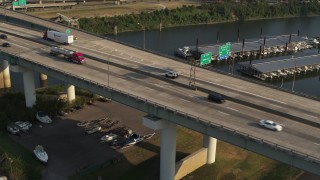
155, 84, 163, 88
218, 111, 229, 115
226, 107, 239, 112
304, 114, 319, 119
270, 104, 283, 109
228, 92, 239, 96
201, 79, 287, 105
314, 143, 320, 146
180, 98, 190, 103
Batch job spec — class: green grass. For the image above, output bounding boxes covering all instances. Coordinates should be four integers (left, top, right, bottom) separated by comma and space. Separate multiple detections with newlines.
0, 132, 43, 180
71, 127, 302, 180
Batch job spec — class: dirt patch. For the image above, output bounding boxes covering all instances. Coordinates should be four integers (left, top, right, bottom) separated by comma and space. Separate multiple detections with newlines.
27, 1, 201, 19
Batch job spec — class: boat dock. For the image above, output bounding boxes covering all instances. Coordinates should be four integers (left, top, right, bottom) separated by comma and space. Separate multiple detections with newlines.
176, 34, 316, 60
237, 54, 320, 80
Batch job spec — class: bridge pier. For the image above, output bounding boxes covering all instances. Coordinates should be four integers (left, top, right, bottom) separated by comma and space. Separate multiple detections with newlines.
203, 135, 217, 164
143, 116, 176, 180
66, 84, 75, 103
23, 70, 36, 107
1, 60, 11, 89
10, 65, 36, 107
39, 73, 48, 87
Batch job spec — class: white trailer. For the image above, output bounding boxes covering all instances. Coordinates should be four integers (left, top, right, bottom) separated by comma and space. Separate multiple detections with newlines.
44, 30, 74, 44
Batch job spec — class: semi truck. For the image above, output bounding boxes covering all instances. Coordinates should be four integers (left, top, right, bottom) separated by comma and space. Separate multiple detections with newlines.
50, 46, 85, 64
43, 30, 74, 44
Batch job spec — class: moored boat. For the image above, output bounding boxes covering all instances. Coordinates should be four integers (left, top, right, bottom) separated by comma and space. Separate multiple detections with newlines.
33, 145, 48, 163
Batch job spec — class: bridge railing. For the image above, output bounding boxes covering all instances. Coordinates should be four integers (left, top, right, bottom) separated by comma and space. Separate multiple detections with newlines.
2, 50, 319, 166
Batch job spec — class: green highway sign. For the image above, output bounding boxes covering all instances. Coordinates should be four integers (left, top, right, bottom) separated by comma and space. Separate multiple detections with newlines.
200, 52, 212, 66
66, 29, 71, 34
218, 42, 231, 60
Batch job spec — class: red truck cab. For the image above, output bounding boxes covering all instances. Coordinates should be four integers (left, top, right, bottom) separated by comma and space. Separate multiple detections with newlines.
73, 52, 86, 64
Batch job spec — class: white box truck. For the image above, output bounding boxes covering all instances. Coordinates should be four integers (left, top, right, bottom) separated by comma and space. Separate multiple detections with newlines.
43, 30, 74, 45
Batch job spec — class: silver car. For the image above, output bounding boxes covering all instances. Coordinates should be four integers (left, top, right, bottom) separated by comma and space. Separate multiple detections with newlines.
259, 119, 283, 131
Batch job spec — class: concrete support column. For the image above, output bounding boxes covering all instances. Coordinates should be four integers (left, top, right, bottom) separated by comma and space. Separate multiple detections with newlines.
0, 66, 4, 89
203, 135, 217, 164
143, 115, 176, 180
39, 73, 48, 87
23, 70, 36, 108
66, 84, 75, 103
160, 122, 176, 180
2, 60, 11, 88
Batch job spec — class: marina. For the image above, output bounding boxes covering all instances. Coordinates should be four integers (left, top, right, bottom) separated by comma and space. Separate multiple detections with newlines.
237, 54, 320, 80
175, 34, 316, 61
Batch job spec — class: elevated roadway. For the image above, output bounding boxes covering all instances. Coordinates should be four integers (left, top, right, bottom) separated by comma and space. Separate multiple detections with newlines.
0, 9, 320, 177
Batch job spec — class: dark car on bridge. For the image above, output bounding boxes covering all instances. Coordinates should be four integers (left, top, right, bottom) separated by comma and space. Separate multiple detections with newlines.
2, 42, 10, 47
0, 34, 8, 39
208, 92, 225, 103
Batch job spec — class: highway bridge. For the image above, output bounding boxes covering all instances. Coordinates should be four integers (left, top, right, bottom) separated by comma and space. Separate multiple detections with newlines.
0, 8, 320, 179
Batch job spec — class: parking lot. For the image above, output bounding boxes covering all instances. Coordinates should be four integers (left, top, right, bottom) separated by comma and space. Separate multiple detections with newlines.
9, 101, 154, 180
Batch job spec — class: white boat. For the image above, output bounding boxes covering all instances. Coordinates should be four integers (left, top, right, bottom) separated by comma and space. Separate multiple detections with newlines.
85, 126, 102, 134
174, 46, 192, 59
33, 145, 48, 163
100, 133, 118, 142
141, 132, 155, 140
77, 121, 90, 127
36, 111, 52, 124
121, 133, 143, 149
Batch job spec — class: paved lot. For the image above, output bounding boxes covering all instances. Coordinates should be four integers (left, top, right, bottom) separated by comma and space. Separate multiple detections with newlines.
10, 101, 153, 180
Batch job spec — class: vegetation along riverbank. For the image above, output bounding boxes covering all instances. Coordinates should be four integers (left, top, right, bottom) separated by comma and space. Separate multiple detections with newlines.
79, 1, 320, 34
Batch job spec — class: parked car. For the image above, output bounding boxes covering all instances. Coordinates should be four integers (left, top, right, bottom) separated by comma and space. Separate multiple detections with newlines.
259, 119, 283, 131
36, 111, 52, 123
85, 126, 102, 134
14, 121, 32, 132
2, 42, 10, 47
165, 71, 179, 79
207, 92, 225, 103
0, 34, 7, 39
6, 123, 20, 135
100, 133, 118, 142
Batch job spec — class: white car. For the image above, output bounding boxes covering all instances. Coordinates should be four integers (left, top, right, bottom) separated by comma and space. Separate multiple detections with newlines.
165, 71, 179, 79
259, 120, 283, 131
36, 111, 52, 123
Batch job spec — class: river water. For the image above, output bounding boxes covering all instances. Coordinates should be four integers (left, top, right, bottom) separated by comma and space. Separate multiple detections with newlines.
106, 16, 320, 97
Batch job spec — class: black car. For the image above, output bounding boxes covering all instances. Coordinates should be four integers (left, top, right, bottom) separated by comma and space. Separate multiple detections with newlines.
2, 42, 10, 47
0, 34, 8, 39
207, 92, 225, 103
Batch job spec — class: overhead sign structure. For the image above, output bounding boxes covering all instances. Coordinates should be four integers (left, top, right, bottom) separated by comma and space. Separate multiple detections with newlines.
218, 42, 231, 60
66, 29, 71, 34
200, 52, 212, 66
